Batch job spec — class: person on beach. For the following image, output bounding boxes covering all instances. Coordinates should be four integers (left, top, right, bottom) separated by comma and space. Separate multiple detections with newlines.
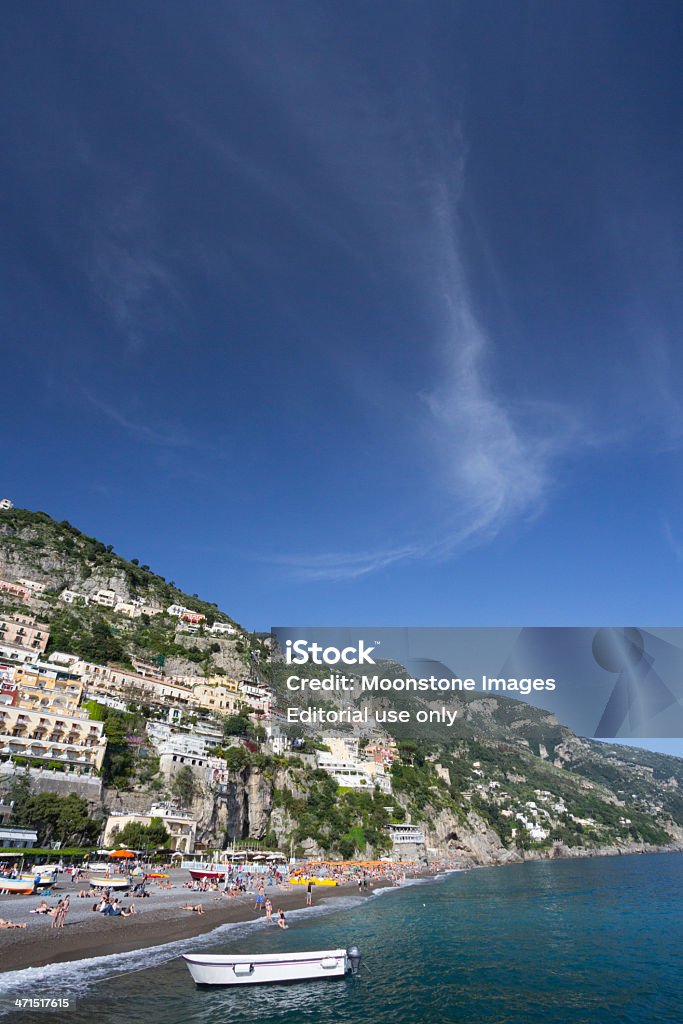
102, 900, 135, 917
30, 901, 51, 915
265, 897, 273, 923
306, 880, 313, 906
51, 899, 63, 929
277, 908, 287, 929
58, 895, 70, 928
254, 886, 264, 912
181, 903, 204, 914
0, 919, 27, 930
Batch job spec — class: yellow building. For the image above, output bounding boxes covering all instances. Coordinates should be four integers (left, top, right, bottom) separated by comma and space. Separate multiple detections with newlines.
205, 675, 241, 693
192, 681, 245, 714
0, 705, 106, 773
11, 667, 83, 715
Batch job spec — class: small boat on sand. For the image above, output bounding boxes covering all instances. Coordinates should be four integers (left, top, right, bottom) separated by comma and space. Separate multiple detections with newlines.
89, 877, 131, 890
21, 868, 58, 887
0, 877, 36, 895
184, 946, 362, 986
188, 868, 226, 881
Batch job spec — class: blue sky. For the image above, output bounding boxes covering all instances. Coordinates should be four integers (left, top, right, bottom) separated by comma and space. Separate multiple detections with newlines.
2, 1, 683, 642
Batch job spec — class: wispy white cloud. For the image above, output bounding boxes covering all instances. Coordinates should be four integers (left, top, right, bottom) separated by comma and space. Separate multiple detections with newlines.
419, 178, 583, 553
273, 545, 426, 582
84, 188, 181, 352
84, 391, 210, 451
276, 157, 584, 582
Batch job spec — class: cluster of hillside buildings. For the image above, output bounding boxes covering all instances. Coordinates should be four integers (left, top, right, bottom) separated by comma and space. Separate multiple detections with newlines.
0, 574, 405, 852
59, 587, 238, 636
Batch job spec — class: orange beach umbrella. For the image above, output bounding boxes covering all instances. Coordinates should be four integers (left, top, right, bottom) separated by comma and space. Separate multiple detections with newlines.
109, 848, 136, 859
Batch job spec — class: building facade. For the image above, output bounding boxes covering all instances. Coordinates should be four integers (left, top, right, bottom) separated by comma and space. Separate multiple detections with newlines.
104, 803, 197, 854
0, 705, 106, 774
0, 580, 31, 602
0, 614, 49, 654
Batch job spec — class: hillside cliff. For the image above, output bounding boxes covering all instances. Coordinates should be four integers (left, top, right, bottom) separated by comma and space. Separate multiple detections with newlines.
0, 507, 260, 677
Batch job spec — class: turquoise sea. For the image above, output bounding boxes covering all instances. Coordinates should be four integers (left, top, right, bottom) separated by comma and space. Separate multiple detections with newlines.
2, 853, 682, 1024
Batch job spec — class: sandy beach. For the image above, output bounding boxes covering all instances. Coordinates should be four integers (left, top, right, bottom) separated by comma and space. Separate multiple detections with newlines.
0, 869, 394, 973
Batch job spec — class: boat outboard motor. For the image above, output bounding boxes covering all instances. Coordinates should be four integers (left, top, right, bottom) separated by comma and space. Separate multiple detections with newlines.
346, 945, 362, 975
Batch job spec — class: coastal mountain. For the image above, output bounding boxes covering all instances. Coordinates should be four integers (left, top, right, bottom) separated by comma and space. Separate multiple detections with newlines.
0, 506, 260, 678
2, 504, 683, 864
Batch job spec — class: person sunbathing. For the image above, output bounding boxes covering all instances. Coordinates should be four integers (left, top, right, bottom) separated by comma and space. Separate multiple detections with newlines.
0, 919, 27, 929
181, 903, 204, 914
30, 901, 51, 915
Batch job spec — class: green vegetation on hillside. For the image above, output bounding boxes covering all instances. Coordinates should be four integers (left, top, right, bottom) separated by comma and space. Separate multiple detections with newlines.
272, 768, 398, 857
0, 776, 101, 846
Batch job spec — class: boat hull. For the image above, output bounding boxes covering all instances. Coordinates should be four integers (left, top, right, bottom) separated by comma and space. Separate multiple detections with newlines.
21, 873, 56, 887
89, 877, 131, 889
189, 870, 225, 881
0, 878, 36, 894
184, 949, 349, 986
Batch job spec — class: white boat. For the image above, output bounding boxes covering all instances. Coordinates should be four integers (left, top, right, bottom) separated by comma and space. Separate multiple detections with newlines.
89, 876, 131, 890
184, 946, 362, 986
21, 870, 57, 887
0, 877, 37, 895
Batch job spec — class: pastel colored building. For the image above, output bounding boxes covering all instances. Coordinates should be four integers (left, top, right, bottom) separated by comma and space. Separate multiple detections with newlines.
209, 622, 237, 636
16, 578, 47, 595
104, 803, 197, 854
181, 611, 206, 624
192, 681, 245, 715
0, 579, 31, 602
59, 589, 89, 605
0, 642, 41, 666
10, 666, 83, 715
0, 705, 106, 774
0, 614, 49, 654
114, 601, 142, 618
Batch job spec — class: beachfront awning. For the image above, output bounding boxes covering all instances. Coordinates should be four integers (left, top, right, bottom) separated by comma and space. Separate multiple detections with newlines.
109, 848, 136, 859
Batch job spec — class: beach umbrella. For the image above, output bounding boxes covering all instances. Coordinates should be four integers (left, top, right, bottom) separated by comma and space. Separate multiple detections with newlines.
109, 848, 136, 859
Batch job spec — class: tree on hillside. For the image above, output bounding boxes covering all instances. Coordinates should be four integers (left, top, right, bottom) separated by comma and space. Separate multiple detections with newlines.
115, 818, 170, 852
146, 817, 170, 848
10, 790, 99, 846
85, 619, 125, 664
223, 712, 251, 737
114, 821, 148, 851
171, 765, 196, 807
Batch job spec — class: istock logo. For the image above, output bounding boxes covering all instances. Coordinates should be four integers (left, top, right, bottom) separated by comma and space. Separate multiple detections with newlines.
284, 640, 377, 666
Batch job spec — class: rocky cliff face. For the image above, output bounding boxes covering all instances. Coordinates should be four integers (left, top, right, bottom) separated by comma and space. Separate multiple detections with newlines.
423, 806, 521, 865
177, 766, 521, 864
192, 766, 303, 848
167, 635, 248, 678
